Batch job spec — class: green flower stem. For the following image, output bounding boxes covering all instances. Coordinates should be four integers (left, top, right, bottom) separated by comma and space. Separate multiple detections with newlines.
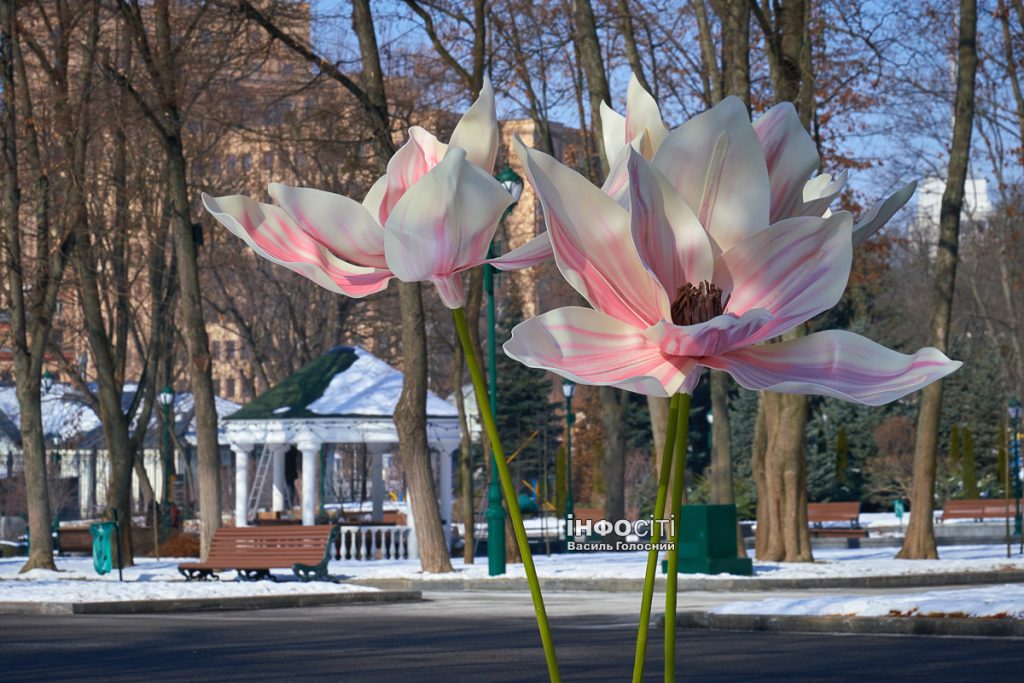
452, 307, 561, 683
664, 393, 691, 682
632, 392, 683, 683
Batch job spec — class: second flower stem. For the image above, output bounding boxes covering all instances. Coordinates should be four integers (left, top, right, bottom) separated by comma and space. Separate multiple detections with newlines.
452, 307, 561, 683
664, 393, 691, 681
632, 392, 682, 683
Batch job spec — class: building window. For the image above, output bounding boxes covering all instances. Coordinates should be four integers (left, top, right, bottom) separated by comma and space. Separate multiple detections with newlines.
225, 340, 235, 359
212, 378, 221, 395
227, 154, 237, 172
226, 378, 236, 397
212, 341, 221, 359
262, 151, 274, 169
242, 154, 253, 171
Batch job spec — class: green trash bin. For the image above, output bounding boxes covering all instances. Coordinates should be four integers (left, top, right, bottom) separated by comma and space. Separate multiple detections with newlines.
663, 504, 752, 576
89, 522, 116, 576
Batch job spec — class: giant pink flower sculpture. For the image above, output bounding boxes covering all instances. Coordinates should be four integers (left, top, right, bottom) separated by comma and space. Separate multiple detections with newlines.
202, 77, 549, 309
505, 101, 960, 405
599, 75, 915, 243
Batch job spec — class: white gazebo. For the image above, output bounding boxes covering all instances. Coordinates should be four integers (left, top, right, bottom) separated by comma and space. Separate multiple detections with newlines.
223, 346, 460, 546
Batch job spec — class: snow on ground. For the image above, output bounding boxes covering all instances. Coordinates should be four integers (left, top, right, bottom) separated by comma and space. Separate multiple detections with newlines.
331, 544, 1024, 582
712, 584, 1024, 619
0, 557, 376, 603
2, 544, 1022, 603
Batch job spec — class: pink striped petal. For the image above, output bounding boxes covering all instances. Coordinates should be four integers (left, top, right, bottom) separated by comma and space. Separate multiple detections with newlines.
853, 181, 916, 246
600, 100, 627, 165
753, 102, 820, 222
202, 193, 393, 297
625, 74, 669, 155
515, 137, 670, 328
645, 309, 773, 358
488, 233, 553, 271
379, 127, 448, 224
383, 148, 512, 308
627, 149, 713, 295
503, 306, 694, 397
702, 330, 962, 406
450, 76, 499, 173
719, 212, 853, 343
268, 183, 387, 268
653, 97, 771, 253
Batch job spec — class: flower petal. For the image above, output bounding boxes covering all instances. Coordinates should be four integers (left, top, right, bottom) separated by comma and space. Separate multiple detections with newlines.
503, 306, 694, 397
702, 330, 962, 406
383, 147, 512, 307
202, 193, 393, 297
625, 74, 669, 155
515, 137, 670, 327
488, 232, 553, 271
719, 212, 853, 343
363, 174, 387, 218
653, 96, 771, 253
450, 75, 499, 173
753, 102, 819, 222
645, 309, 773, 358
267, 183, 387, 268
799, 170, 847, 218
379, 126, 448, 224
627, 149, 714, 295
600, 100, 627, 167
853, 181, 917, 246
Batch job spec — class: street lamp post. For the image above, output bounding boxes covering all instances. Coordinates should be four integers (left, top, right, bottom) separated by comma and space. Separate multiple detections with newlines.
486, 165, 524, 576
157, 387, 175, 530
561, 380, 575, 547
1009, 396, 1022, 554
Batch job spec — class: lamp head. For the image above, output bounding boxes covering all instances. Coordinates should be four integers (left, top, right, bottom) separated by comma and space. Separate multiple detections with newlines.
158, 385, 175, 407
495, 165, 524, 204
561, 378, 575, 399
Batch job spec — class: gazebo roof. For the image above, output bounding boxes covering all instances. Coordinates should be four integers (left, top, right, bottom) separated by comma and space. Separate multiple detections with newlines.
227, 346, 458, 422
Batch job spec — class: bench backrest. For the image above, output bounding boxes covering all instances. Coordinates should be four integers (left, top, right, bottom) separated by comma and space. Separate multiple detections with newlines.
807, 501, 860, 523
942, 499, 1014, 518
207, 525, 334, 566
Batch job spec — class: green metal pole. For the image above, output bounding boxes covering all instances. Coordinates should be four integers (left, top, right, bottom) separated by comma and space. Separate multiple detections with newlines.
162, 403, 171, 531
1015, 415, 1021, 546
564, 394, 574, 546
484, 249, 506, 576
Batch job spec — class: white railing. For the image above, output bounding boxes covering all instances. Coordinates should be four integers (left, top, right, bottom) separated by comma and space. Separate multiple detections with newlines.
335, 524, 412, 561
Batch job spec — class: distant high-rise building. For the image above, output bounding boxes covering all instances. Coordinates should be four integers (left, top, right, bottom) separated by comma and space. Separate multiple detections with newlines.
913, 176, 992, 249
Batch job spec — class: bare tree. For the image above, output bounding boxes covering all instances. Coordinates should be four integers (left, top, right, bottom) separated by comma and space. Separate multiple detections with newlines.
898, 0, 978, 560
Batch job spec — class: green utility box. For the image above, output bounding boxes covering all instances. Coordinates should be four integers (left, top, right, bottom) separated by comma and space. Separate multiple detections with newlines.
663, 504, 752, 576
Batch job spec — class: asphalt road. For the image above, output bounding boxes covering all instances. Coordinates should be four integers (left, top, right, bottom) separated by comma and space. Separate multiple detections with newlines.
2, 591, 1022, 682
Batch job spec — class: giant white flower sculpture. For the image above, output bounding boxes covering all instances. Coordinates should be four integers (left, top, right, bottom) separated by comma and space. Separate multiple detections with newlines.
505, 99, 960, 405
202, 77, 549, 309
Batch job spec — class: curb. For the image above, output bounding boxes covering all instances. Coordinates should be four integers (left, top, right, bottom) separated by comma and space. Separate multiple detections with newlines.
348, 570, 1024, 594
0, 589, 422, 615
662, 610, 1024, 638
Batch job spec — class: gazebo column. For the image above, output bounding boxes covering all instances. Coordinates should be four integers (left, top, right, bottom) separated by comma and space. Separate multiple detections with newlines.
271, 444, 287, 513
232, 444, 251, 527
370, 445, 385, 523
297, 438, 320, 525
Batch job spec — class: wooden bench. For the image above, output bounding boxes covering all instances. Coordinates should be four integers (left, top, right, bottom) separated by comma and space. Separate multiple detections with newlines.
807, 502, 867, 538
57, 527, 94, 555
940, 499, 1017, 522
178, 525, 338, 581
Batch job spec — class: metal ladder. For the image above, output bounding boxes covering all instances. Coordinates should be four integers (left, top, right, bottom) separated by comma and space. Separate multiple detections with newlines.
247, 443, 272, 521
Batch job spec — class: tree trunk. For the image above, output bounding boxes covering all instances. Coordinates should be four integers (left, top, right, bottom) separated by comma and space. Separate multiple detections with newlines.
572, 0, 612, 173
898, 0, 977, 560
600, 386, 628, 522
751, 399, 768, 558
759, 389, 812, 561
751, 0, 815, 562
395, 282, 453, 572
